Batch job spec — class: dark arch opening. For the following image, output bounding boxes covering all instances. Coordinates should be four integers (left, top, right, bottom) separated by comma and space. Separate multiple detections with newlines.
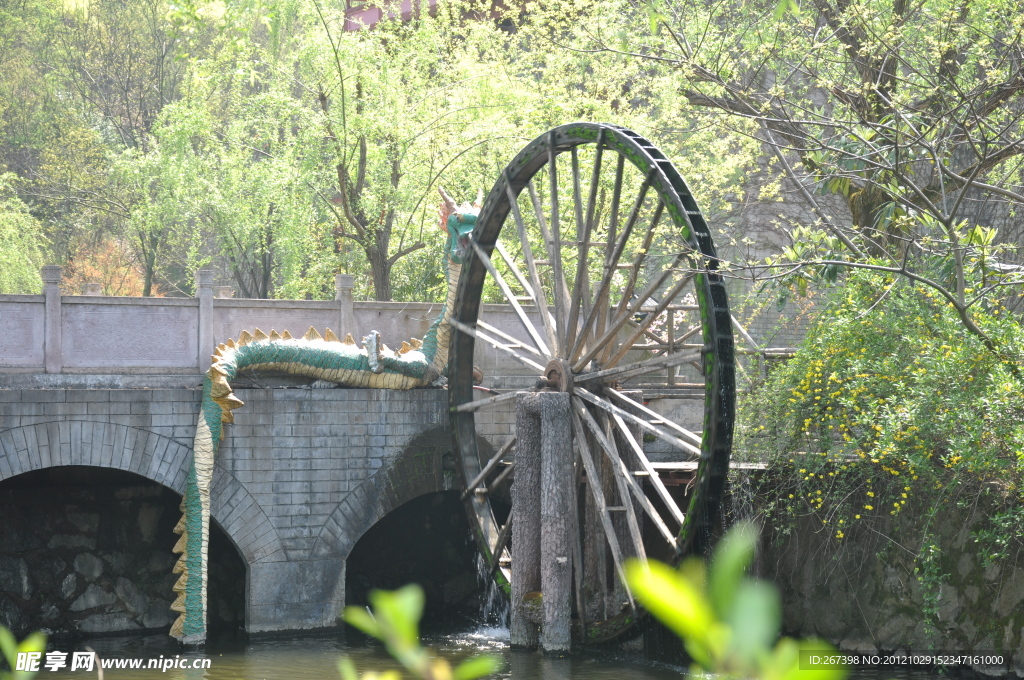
345, 491, 480, 626
0, 466, 246, 639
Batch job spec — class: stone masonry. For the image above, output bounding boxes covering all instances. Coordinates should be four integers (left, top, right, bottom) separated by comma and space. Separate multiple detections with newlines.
0, 387, 459, 636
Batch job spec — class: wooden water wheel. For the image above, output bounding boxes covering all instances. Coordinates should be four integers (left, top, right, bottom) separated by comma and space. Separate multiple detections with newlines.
448, 123, 735, 644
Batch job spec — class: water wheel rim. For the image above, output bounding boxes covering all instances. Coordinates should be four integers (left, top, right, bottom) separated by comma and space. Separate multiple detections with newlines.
448, 122, 735, 642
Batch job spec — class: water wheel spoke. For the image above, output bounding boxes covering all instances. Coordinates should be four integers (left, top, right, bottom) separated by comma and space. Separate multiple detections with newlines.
574, 386, 702, 458
569, 268, 696, 372
603, 273, 697, 369
574, 154, 626, 365
489, 509, 513, 577
574, 349, 703, 385
572, 165, 656, 367
612, 201, 664, 321
449, 318, 547, 373
569, 409, 635, 611
527, 180, 570, 355
475, 319, 545, 358
572, 399, 647, 561
605, 388, 703, 448
489, 460, 515, 490
595, 409, 678, 550
453, 390, 521, 413
566, 144, 595, 354
462, 436, 516, 496
494, 240, 537, 301
548, 132, 571, 354
504, 175, 558, 354
607, 412, 686, 527
470, 240, 551, 357
571, 264, 688, 374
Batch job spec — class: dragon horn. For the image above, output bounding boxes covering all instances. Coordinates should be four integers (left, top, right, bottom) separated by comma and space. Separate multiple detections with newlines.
409, 338, 423, 350
439, 186, 458, 213
438, 187, 457, 232
269, 330, 281, 340
304, 327, 322, 341
342, 333, 355, 345
238, 330, 253, 346
399, 341, 412, 354
253, 328, 269, 341
324, 328, 340, 342
281, 330, 293, 339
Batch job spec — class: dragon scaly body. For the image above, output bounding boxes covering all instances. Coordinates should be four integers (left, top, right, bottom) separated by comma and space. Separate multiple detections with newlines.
171, 192, 477, 642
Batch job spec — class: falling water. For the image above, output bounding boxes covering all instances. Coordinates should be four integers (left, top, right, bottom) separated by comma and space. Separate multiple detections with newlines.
474, 552, 511, 635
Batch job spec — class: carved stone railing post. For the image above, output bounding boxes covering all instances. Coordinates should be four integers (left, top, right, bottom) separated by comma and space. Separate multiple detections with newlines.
41, 266, 62, 374
196, 270, 214, 373
336, 274, 356, 337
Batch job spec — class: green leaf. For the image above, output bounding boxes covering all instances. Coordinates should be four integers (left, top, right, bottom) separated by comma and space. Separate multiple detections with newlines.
773, 0, 800, 20
343, 605, 380, 638
726, 579, 781, 666
644, 2, 669, 34
624, 559, 714, 647
369, 584, 424, 648
337, 657, 359, 680
0, 627, 17, 670
453, 654, 503, 680
709, 521, 757, 618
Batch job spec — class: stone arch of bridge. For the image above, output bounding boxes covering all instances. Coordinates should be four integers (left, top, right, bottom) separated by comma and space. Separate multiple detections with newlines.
0, 420, 284, 567
311, 426, 498, 560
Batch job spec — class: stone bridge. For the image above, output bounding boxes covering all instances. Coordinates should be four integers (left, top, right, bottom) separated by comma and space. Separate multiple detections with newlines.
0, 267, 757, 639
0, 268, 524, 637
0, 387, 461, 633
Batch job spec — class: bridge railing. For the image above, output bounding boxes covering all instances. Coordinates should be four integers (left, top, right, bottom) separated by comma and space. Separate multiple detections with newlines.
0, 267, 540, 389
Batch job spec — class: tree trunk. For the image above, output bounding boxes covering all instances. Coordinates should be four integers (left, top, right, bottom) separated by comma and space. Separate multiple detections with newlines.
366, 244, 392, 301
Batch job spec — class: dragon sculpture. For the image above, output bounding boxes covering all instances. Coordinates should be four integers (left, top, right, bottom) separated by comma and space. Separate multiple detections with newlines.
171, 190, 479, 642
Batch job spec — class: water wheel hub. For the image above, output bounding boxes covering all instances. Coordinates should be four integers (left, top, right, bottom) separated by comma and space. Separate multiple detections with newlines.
543, 358, 574, 392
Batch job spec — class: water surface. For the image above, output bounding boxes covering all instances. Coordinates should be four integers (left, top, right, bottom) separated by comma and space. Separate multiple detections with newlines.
41, 628, 955, 680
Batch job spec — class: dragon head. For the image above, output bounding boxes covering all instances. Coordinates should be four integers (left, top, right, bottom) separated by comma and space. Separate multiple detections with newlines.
439, 187, 481, 265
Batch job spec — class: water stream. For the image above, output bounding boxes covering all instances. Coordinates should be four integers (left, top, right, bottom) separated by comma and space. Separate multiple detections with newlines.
37, 628, 954, 680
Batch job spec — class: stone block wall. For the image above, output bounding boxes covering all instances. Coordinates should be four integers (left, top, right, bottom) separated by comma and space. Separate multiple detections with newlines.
0, 386, 471, 637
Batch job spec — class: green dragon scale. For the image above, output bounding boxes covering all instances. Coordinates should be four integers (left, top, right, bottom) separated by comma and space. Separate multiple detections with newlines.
172, 192, 478, 642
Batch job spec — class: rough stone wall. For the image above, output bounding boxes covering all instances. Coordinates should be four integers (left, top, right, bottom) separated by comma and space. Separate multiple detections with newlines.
0, 467, 244, 638
760, 495, 1024, 677
0, 468, 179, 636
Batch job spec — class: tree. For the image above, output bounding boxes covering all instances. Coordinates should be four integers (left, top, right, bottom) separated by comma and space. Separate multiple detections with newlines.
0, 173, 47, 294
574, 0, 1024, 348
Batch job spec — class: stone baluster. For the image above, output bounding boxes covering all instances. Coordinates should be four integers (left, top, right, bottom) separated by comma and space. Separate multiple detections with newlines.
336, 274, 356, 338
41, 266, 62, 374
196, 270, 214, 373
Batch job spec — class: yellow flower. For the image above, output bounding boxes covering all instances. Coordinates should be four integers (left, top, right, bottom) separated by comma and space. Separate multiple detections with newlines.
865, 504, 874, 511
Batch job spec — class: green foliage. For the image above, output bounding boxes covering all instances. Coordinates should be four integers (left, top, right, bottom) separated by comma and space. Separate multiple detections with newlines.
0, 626, 46, 680
340, 585, 501, 680
625, 522, 845, 680
0, 0, 757, 300
740, 268, 1024, 562
0, 174, 47, 294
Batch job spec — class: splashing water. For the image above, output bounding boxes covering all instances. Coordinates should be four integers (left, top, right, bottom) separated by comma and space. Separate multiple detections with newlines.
475, 552, 510, 635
